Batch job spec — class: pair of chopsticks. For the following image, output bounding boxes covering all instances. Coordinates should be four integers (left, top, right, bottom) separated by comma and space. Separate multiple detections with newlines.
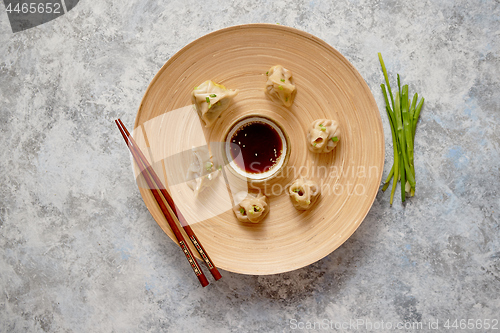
115, 119, 222, 287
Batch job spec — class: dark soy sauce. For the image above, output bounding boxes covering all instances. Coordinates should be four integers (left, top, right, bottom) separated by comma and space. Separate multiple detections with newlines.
230, 121, 283, 174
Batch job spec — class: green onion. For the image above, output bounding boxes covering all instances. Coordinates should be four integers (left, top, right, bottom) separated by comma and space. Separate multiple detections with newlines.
210, 94, 216, 97
293, 188, 300, 193
239, 208, 245, 215
281, 79, 285, 82
381, 165, 394, 192
266, 71, 269, 75
378, 53, 424, 204
394, 91, 406, 202
413, 98, 425, 137
331, 137, 339, 142
379, 54, 395, 111
205, 97, 210, 103
278, 85, 283, 90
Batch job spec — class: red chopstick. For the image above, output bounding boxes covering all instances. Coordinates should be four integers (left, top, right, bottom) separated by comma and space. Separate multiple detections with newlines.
116, 119, 221, 280
115, 119, 221, 286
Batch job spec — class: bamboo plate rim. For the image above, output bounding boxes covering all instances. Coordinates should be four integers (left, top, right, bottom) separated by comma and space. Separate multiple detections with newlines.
133, 23, 384, 275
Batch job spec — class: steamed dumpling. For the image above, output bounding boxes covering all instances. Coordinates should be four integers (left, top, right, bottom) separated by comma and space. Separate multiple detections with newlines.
192, 80, 238, 127
265, 65, 296, 107
186, 146, 219, 197
307, 119, 341, 153
232, 192, 269, 223
288, 178, 321, 210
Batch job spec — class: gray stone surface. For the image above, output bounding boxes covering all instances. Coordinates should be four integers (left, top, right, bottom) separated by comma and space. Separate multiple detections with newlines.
1, 0, 499, 332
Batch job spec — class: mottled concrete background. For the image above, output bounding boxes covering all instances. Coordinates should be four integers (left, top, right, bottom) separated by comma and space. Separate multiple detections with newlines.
1, 0, 499, 332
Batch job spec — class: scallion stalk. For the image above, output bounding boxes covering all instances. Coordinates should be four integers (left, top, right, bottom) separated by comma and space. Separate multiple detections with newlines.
378, 53, 424, 204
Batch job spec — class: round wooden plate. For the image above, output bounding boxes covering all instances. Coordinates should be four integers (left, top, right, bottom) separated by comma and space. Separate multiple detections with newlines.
134, 24, 384, 275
